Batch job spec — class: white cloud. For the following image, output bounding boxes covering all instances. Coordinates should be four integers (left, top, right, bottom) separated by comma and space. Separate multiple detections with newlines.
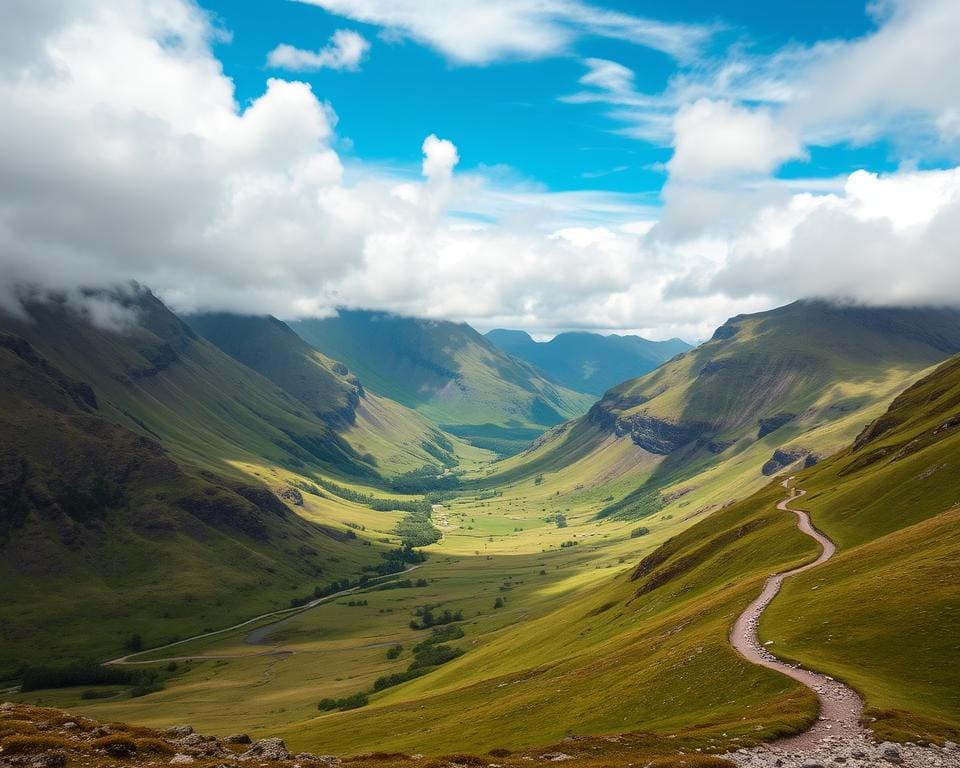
293, 0, 713, 64
421, 134, 459, 181
668, 99, 803, 183
267, 29, 370, 72
2, 0, 960, 349
667, 167, 960, 308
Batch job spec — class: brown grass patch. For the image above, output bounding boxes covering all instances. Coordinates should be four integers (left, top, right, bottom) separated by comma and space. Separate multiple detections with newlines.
133, 737, 177, 756
0, 734, 73, 754
0, 720, 40, 739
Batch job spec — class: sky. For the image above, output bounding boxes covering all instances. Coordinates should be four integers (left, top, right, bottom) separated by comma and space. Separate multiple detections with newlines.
2, 0, 960, 342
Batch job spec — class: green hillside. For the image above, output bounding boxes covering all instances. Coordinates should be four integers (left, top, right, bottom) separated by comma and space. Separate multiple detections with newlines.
289, 311, 594, 455
483, 301, 960, 521
8, 298, 960, 757
0, 290, 439, 676
187, 313, 491, 476
760, 352, 960, 741
92, 349, 959, 754
486, 328, 691, 396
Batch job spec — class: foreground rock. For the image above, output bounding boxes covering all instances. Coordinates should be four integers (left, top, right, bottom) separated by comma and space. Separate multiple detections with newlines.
723, 735, 960, 768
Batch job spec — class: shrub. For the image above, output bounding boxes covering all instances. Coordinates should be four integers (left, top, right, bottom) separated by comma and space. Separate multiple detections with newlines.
91, 735, 137, 757
318, 693, 369, 711
408, 644, 462, 671
129, 682, 164, 698
134, 738, 176, 756
386, 644, 403, 660
412, 624, 464, 652
0, 735, 72, 754
124, 634, 143, 652
631, 526, 651, 538
493, 597, 505, 609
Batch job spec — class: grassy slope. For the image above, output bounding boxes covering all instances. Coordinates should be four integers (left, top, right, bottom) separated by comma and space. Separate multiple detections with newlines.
290, 312, 594, 454
486, 329, 691, 396
760, 354, 960, 741
0, 292, 449, 675
187, 312, 492, 476
479, 302, 960, 526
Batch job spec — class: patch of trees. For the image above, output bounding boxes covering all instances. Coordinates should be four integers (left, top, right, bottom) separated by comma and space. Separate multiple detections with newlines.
315, 478, 431, 514
373, 626, 466, 692
394, 507, 441, 548
289, 577, 353, 608
371, 578, 429, 591
630, 526, 651, 538
388, 467, 462, 495
317, 692, 368, 712
409, 605, 464, 630
20, 663, 158, 693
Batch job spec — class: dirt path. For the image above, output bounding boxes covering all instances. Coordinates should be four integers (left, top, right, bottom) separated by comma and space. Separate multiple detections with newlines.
106, 565, 420, 666
729, 477, 866, 750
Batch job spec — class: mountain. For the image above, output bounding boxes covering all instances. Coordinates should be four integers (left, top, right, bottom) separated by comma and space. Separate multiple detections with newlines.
187, 313, 489, 476
486, 301, 960, 518
288, 311, 594, 455
272, 350, 960, 753
0, 289, 421, 675
485, 329, 691, 396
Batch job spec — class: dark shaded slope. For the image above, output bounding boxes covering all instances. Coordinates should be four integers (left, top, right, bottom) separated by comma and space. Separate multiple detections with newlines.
0, 327, 376, 677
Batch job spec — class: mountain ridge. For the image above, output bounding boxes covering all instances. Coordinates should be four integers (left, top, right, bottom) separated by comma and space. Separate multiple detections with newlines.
486, 328, 691, 396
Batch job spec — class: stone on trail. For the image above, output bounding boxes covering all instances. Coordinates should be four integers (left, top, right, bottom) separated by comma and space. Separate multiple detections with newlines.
881, 744, 903, 764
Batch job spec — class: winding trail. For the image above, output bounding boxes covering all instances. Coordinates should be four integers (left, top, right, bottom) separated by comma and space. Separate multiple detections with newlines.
729, 477, 866, 750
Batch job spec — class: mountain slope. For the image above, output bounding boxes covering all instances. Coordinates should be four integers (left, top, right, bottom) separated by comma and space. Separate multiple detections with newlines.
187, 313, 490, 476
289, 311, 594, 454
482, 301, 960, 520
486, 329, 691, 396
0, 324, 379, 678
0, 289, 437, 675
270, 350, 960, 752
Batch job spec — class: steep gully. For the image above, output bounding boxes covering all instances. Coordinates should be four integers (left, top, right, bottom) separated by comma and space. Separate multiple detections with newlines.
729, 477, 866, 750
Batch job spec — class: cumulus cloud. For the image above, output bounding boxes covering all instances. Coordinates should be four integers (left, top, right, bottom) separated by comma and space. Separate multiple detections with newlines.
267, 29, 370, 72
665, 168, 960, 308
293, 0, 713, 64
421, 135, 459, 181
667, 99, 803, 183
2, 0, 960, 347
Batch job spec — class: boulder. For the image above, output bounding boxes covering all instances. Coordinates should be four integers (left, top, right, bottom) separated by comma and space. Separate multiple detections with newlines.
166, 725, 195, 739
239, 738, 290, 761
170, 755, 196, 765
225, 734, 253, 745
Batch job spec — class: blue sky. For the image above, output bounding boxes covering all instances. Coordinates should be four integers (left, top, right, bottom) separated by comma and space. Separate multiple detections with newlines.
201, 0, 889, 194
3, 0, 960, 341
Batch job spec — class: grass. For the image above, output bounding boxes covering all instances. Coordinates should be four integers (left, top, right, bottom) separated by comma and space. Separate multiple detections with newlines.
6, 297, 960, 757
758, 354, 960, 742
